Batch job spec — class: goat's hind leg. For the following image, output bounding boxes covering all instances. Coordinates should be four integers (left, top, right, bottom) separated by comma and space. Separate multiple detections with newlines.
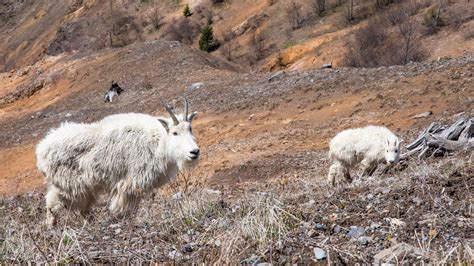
328, 162, 350, 186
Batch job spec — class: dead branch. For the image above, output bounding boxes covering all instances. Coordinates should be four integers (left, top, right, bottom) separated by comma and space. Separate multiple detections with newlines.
402, 117, 473, 159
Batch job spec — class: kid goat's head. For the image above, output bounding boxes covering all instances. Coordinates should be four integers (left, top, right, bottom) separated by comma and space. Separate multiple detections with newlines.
385, 138, 400, 165
158, 97, 199, 170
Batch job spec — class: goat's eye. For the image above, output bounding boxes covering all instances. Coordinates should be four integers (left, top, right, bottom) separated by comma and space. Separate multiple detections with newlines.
395, 149, 398, 153
173, 132, 178, 136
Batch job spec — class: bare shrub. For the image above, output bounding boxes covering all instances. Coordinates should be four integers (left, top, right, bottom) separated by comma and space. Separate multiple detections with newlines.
149, 8, 164, 30
195, 3, 213, 22
286, 0, 304, 29
221, 31, 236, 61
385, 5, 407, 25
311, 0, 326, 16
250, 31, 266, 61
141, 73, 152, 90
110, 13, 143, 47
345, 15, 426, 67
162, 18, 200, 45
347, 0, 354, 21
385, 1, 423, 26
422, 2, 445, 35
395, 20, 426, 65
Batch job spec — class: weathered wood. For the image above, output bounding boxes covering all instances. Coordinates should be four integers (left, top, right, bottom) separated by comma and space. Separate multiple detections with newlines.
406, 122, 438, 150
438, 118, 466, 140
459, 119, 473, 142
404, 117, 473, 159
426, 134, 474, 151
400, 146, 422, 160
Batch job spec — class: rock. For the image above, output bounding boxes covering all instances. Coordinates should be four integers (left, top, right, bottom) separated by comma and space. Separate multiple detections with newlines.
411, 111, 432, 119
313, 247, 327, 260
412, 197, 423, 206
188, 82, 204, 90
357, 236, 372, 245
333, 225, 341, 233
168, 249, 182, 259
109, 223, 121, 229
373, 242, 423, 264
386, 218, 406, 227
315, 223, 327, 231
370, 222, 381, 230
172, 192, 183, 200
114, 228, 122, 234
65, 113, 72, 118
321, 63, 332, 69
347, 226, 365, 238
181, 243, 193, 253
205, 189, 222, 195
268, 70, 285, 82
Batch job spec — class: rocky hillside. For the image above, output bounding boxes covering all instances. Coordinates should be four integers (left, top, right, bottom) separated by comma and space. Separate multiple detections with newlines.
0, 0, 473, 264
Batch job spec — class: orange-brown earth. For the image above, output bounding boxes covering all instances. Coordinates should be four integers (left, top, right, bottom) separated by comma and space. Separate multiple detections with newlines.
1, 0, 473, 196
0, 40, 472, 195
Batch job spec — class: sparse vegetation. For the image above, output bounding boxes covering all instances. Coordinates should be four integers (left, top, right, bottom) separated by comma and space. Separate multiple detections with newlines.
1, 153, 472, 263
149, 8, 164, 30
199, 24, 214, 52
286, 0, 304, 30
312, 0, 326, 16
422, 3, 445, 35
162, 18, 200, 45
183, 4, 192, 17
345, 7, 426, 68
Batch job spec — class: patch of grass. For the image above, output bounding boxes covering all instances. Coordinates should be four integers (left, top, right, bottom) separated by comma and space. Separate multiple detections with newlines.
282, 40, 297, 49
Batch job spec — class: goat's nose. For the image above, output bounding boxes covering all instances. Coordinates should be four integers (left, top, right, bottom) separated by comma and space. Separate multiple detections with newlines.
388, 160, 394, 164
190, 149, 200, 157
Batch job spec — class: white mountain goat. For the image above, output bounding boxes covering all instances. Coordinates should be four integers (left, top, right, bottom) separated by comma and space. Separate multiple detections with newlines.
36, 98, 200, 226
327, 125, 401, 186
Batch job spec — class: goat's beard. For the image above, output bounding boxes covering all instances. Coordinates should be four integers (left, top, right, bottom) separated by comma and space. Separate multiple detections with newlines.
177, 158, 199, 171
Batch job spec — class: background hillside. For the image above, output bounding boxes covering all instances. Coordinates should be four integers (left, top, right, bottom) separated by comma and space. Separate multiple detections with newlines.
0, 0, 473, 264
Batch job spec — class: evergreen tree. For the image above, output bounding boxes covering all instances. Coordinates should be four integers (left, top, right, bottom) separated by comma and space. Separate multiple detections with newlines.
199, 25, 214, 52
183, 4, 191, 17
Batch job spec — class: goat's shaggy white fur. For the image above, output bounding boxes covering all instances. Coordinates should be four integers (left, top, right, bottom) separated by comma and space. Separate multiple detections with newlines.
36, 111, 199, 226
327, 125, 400, 186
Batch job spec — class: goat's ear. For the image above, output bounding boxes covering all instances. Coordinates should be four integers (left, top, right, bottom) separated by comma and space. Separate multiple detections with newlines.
188, 111, 198, 122
158, 118, 169, 132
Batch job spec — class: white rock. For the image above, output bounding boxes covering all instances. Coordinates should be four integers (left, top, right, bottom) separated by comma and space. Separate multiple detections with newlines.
172, 192, 183, 200
188, 82, 204, 90
313, 247, 327, 260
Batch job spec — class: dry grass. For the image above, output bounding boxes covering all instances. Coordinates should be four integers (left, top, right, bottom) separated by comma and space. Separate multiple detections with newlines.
1, 152, 473, 263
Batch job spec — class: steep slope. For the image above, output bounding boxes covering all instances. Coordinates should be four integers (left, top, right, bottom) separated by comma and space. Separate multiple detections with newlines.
0, 48, 472, 194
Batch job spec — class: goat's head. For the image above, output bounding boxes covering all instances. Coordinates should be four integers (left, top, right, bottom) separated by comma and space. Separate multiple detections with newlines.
385, 138, 400, 165
158, 97, 199, 170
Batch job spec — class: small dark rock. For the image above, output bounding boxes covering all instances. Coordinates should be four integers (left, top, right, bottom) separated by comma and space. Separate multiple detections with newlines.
315, 223, 327, 231
181, 243, 194, 253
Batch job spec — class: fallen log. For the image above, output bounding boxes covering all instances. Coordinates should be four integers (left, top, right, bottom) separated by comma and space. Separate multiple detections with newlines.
426, 134, 473, 151
402, 116, 473, 159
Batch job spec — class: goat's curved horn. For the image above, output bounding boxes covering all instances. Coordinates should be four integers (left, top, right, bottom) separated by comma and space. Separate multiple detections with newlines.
161, 100, 179, 125
184, 96, 189, 121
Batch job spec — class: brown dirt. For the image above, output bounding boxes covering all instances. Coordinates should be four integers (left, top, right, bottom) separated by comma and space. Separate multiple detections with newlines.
0, 46, 472, 195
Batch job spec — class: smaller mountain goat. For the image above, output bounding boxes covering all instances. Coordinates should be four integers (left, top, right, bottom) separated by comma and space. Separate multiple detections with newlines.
327, 125, 400, 186
36, 98, 199, 226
